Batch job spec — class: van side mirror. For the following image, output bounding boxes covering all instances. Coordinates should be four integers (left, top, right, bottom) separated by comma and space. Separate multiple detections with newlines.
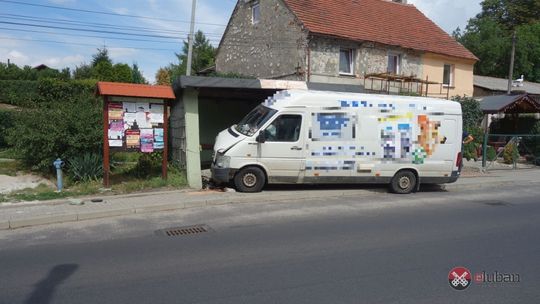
256, 131, 266, 143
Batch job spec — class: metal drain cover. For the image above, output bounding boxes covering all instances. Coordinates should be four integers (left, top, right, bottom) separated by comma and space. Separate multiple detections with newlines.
156, 224, 213, 237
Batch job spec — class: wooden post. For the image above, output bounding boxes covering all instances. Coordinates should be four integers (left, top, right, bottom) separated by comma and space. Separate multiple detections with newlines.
162, 100, 169, 180
425, 76, 429, 97
103, 96, 111, 188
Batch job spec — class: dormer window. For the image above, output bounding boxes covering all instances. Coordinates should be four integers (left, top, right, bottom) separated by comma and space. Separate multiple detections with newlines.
252, 2, 260, 24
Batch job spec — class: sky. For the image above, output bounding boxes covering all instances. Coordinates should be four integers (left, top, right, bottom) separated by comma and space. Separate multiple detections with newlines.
0, 0, 482, 83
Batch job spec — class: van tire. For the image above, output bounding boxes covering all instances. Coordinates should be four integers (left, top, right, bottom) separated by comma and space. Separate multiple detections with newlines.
234, 167, 266, 193
390, 170, 417, 194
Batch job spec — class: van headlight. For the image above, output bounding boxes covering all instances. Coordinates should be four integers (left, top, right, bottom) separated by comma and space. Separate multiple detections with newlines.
215, 154, 231, 168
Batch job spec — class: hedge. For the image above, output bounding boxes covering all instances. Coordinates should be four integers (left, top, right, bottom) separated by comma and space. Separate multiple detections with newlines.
5, 79, 102, 172
0, 80, 39, 107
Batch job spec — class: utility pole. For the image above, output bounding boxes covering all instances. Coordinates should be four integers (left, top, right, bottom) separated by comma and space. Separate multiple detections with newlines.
186, 0, 197, 76
507, 30, 517, 95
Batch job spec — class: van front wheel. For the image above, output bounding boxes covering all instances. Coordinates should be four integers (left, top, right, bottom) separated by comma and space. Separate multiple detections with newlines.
390, 170, 417, 194
234, 167, 266, 193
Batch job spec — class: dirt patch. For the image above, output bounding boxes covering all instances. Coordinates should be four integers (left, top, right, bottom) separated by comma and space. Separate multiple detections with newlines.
0, 174, 55, 194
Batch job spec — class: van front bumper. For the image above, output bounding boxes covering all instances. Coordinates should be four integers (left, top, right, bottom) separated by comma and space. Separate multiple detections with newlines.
211, 165, 236, 184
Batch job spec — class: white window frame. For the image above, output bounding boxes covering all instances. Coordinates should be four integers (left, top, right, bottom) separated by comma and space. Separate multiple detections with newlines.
443, 63, 454, 87
251, 2, 260, 25
387, 53, 401, 75
339, 48, 354, 76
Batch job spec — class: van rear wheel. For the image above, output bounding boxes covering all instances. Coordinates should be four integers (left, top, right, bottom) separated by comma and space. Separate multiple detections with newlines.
390, 170, 417, 194
234, 167, 266, 193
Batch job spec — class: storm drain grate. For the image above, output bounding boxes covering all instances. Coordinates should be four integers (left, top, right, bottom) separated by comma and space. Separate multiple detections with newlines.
157, 225, 212, 237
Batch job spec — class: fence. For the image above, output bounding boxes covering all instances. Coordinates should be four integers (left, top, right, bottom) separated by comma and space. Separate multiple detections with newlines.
481, 134, 540, 171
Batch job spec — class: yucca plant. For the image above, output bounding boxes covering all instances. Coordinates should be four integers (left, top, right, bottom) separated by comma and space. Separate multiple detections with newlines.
67, 152, 103, 182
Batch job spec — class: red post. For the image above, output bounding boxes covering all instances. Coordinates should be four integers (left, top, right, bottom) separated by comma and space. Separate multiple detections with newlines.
162, 100, 169, 180
103, 96, 111, 188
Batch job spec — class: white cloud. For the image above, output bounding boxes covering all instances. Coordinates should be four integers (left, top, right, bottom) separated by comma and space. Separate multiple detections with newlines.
108, 47, 138, 60
408, 0, 482, 33
6, 50, 30, 65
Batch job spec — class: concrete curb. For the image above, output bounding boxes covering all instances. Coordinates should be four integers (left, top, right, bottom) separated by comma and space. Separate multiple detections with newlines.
2, 179, 540, 230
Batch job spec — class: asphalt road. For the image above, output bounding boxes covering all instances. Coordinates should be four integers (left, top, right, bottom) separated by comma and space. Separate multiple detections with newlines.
1, 184, 539, 304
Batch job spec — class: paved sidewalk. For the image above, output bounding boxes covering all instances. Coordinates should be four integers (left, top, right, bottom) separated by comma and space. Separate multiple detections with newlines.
1, 168, 539, 230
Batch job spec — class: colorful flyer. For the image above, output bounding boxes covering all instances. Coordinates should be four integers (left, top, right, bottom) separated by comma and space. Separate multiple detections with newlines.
123, 112, 137, 130
108, 103, 123, 120
125, 130, 140, 149
153, 128, 164, 149
109, 120, 124, 132
140, 129, 154, 153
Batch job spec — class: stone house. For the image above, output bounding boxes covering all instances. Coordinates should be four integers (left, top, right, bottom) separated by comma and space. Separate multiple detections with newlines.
216, 0, 478, 96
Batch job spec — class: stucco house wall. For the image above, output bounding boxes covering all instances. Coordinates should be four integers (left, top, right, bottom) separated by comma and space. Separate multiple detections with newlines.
422, 53, 474, 97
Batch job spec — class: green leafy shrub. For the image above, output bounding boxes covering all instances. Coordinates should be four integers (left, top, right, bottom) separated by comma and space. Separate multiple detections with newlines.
486, 146, 497, 161
132, 152, 162, 178
452, 96, 483, 130
0, 80, 39, 107
463, 142, 479, 161
503, 143, 519, 164
0, 109, 15, 148
67, 153, 103, 182
6, 79, 102, 173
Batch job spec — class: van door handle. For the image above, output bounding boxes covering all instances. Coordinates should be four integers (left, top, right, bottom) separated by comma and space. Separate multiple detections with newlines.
291, 146, 303, 151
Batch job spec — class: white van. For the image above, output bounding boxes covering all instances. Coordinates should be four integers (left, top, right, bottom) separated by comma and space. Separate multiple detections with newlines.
211, 90, 462, 194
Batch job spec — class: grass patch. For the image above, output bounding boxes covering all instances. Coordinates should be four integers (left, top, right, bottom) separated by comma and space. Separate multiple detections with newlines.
1, 169, 188, 203
0, 159, 21, 176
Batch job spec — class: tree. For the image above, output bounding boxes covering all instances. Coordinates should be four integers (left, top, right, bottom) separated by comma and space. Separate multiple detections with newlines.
155, 67, 172, 85
132, 63, 147, 84
74, 63, 93, 80
457, 0, 540, 82
113, 63, 134, 83
170, 30, 216, 77
91, 48, 112, 67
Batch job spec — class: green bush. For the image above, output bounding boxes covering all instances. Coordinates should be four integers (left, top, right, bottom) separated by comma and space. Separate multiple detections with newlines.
132, 152, 163, 178
0, 109, 15, 148
67, 153, 103, 182
0, 80, 39, 107
503, 143, 519, 164
463, 142, 479, 161
6, 80, 102, 172
452, 96, 483, 130
486, 146, 497, 161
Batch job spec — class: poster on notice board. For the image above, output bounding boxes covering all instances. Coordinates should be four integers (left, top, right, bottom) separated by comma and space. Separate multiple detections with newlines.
107, 101, 165, 152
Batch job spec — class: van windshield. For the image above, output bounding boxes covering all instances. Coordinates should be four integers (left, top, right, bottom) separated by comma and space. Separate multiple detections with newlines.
235, 104, 277, 136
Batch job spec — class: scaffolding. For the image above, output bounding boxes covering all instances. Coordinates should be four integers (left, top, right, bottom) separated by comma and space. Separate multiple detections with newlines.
363, 72, 451, 99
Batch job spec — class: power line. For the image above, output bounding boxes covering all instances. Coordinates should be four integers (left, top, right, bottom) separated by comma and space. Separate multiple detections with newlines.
0, 21, 182, 40
0, 0, 227, 27
0, 36, 178, 51
0, 13, 224, 37
0, 27, 184, 44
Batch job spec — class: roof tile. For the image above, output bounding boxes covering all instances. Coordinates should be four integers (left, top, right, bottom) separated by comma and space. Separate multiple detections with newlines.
96, 82, 175, 99
283, 0, 478, 60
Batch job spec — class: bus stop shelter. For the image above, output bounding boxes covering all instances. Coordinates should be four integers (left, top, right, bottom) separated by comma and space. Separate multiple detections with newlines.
171, 76, 365, 189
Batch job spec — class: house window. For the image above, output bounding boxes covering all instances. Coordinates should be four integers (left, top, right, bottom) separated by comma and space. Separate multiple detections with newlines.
443, 64, 454, 86
339, 49, 354, 75
387, 53, 401, 74
252, 2, 260, 24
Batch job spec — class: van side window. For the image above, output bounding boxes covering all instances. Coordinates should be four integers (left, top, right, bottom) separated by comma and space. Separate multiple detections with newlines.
265, 115, 302, 142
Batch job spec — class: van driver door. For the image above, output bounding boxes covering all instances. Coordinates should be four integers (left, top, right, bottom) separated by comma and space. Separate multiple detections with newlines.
258, 113, 305, 183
